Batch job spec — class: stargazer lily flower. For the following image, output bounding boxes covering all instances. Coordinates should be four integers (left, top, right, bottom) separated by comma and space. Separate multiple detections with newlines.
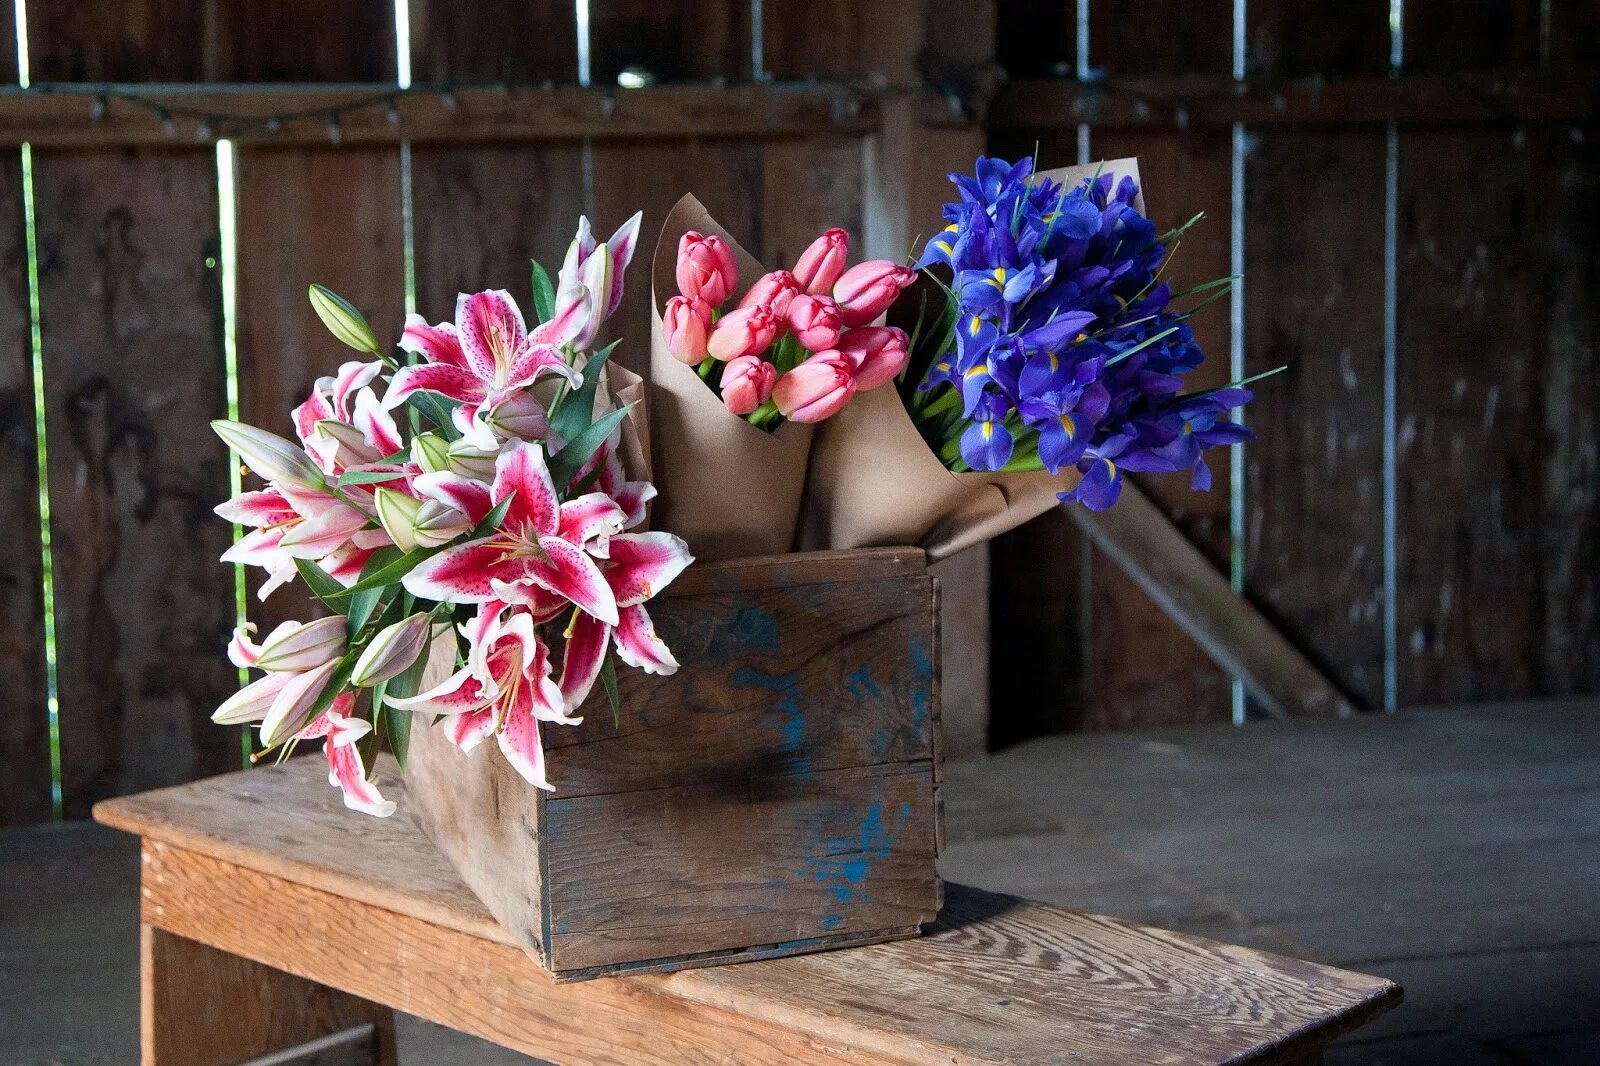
294, 695, 396, 817
402, 440, 622, 625
385, 290, 584, 450
388, 601, 571, 789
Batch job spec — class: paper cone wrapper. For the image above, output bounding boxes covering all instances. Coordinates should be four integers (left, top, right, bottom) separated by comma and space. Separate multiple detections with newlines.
602, 362, 652, 488
799, 159, 1141, 561
645, 194, 813, 561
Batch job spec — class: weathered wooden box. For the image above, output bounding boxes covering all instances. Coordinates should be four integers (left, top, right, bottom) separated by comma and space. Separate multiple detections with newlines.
405, 547, 944, 981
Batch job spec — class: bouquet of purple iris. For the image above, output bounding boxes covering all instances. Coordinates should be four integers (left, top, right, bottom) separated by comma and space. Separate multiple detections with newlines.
902, 155, 1258, 510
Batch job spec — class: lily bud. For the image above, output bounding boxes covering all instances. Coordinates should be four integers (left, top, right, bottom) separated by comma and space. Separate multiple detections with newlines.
792, 228, 850, 294
573, 240, 613, 348
308, 284, 381, 354
351, 613, 431, 687
676, 231, 738, 307
212, 420, 325, 489
786, 293, 844, 351
832, 260, 917, 327
412, 499, 472, 548
773, 351, 857, 423
212, 671, 293, 724
446, 439, 498, 482
260, 657, 343, 748
559, 216, 596, 290
706, 304, 780, 361
835, 326, 911, 390
374, 487, 425, 552
720, 355, 777, 416
411, 432, 451, 474
255, 616, 348, 673
737, 270, 801, 317
314, 418, 382, 467
661, 296, 709, 364
480, 391, 550, 442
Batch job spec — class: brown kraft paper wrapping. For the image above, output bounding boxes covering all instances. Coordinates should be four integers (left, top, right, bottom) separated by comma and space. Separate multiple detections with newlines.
646, 194, 813, 561
799, 159, 1143, 561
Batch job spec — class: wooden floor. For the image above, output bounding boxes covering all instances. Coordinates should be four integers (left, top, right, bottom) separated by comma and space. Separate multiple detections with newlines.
4, 700, 1596, 1064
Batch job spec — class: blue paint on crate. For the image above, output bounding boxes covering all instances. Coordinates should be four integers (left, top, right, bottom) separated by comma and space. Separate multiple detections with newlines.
731, 606, 779, 650
802, 793, 915, 908
907, 638, 934, 732
730, 665, 811, 775
820, 913, 846, 931
845, 665, 883, 702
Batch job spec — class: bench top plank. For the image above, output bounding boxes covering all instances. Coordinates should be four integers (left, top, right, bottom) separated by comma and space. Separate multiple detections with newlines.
96, 757, 1400, 1065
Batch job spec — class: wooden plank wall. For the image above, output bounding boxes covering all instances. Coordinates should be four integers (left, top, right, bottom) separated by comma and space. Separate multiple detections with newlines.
988, 0, 1600, 736
0, 0, 996, 823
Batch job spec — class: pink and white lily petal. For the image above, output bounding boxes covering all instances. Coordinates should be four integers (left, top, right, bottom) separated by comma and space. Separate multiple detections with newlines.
558, 612, 610, 713
414, 471, 493, 525
215, 488, 295, 527
325, 713, 396, 818
228, 624, 262, 668
489, 578, 569, 623
494, 441, 561, 537
293, 691, 356, 741
292, 389, 336, 449
258, 560, 298, 601
399, 313, 468, 369
522, 537, 619, 626
260, 657, 342, 747
603, 210, 643, 318
496, 689, 551, 791
276, 502, 369, 559
456, 289, 527, 384
331, 360, 384, 419
524, 637, 577, 725
603, 532, 695, 608
557, 492, 627, 553
502, 342, 579, 392
353, 387, 403, 456
613, 603, 679, 675
221, 526, 287, 567
402, 538, 505, 603
612, 481, 656, 530
321, 543, 381, 586
388, 663, 494, 716
444, 706, 496, 751
527, 285, 592, 350
212, 670, 292, 724
383, 362, 490, 411
460, 599, 511, 685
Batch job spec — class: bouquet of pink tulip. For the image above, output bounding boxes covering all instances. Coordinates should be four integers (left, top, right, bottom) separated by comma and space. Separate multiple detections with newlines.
210, 210, 694, 817
662, 227, 917, 428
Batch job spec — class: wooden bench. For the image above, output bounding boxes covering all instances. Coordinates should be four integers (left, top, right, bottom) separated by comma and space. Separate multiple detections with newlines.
95, 755, 1401, 1065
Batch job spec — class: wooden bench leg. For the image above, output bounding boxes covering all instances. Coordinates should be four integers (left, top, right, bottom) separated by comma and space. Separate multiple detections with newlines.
141, 924, 398, 1066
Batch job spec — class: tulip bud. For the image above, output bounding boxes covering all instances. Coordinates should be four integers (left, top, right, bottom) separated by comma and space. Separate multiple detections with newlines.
720, 355, 777, 416
374, 487, 425, 552
792, 228, 850, 294
308, 284, 381, 354
835, 326, 911, 391
707, 304, 780, 361
786, 293, 844, 351
676, 231, 738, 307
832, 260, 917, 327
213, 420, 325, 489
351, 613, 431, 687
773, 351, 857, 423
411, 432, 450, 474
260, 657, 343, 748
737, 270, 801, 317
661, 295, 710, 364
212, 671, 293, 724
255, 616, 348, 673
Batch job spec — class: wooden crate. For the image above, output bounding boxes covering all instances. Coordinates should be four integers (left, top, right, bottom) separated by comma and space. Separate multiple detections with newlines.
404, 547, 944, 981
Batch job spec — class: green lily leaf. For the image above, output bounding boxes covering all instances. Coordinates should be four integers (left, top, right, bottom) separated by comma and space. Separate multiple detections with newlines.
531, 259, 557, 324
549, 339, 621, 444
324, 545, 440, 601
295, 558, 350, 613
473, 492, 514, 537
407, 391, 462, 441
600, 652, 621, 728
549, 404, 634, 490
336, 468, 409, 488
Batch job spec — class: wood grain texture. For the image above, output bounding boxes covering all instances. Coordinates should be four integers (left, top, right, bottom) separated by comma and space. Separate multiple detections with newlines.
0, 152, 50, 825
408, 142, 586, 319
235, 146, 404, 633
1396, 125, 1600, 702
407, 552, 943, 977
141, 923, 397, 1066
1402, 0, 1542, 73
761, 137, 865, 274
34, 148, 236, 817
1071, 481, 1357, 720
408, 0, 578, 84
1091, 0, 1233, 75
1245, 0, 1390, 79
589, 0, 750, 84
1243, 129, 1387, 709
26, 0, 396, 81
100, 760, 1401, 1064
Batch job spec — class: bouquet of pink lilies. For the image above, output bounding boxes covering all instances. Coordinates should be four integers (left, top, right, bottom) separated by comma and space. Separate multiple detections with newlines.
211, 211, 692, 816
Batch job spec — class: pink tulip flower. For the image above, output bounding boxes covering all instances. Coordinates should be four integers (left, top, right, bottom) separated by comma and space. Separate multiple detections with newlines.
737, 270, 801, 317
662, 295, 710, 364
707, 304, 780, 361
676, 231, 738, 307
720, 355, 777, 415
835, 326, 911, 390
792, 228, 850, 294
773, 351, 857, 423
832, 260, 917, 327
786, 293, 844, 352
